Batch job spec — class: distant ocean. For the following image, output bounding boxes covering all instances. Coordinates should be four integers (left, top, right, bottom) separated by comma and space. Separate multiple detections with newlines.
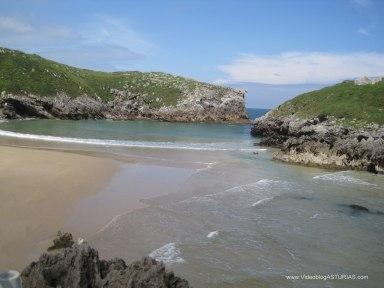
246, 108, 270, 120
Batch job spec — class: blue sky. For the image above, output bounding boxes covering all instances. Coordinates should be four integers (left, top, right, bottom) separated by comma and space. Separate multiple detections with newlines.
0, 0, 383, 108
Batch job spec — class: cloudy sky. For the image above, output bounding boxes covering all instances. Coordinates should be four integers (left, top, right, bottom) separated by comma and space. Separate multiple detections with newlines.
0, 0, 383, 108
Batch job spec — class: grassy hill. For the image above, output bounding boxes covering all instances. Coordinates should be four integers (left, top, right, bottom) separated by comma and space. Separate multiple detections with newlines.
0, 47, 231, 109
269, 80, 384, 126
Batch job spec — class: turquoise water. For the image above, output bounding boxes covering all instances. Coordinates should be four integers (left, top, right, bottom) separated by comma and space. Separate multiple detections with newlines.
0, 108, 266, 145
0, 112, 263, 152
0, 109, 383, 288
0, 119, 252, 143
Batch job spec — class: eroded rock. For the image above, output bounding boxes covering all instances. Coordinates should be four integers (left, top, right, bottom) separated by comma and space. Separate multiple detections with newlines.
0, 87, 247, 123
251, 115, 384, 173
21, 232, 190, 288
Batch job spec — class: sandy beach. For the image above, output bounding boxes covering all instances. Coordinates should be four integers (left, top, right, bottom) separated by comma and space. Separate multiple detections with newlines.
0, 146, 119, 270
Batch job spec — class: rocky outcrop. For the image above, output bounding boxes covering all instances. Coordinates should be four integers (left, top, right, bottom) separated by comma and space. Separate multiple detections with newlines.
21, 233, 190, 288
354, 76, 383, 85
47, 231, 75, 251
0, 88, 248, 123
251, 114, 384, 173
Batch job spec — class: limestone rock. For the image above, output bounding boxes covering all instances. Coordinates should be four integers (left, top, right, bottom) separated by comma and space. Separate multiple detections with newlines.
251, 115, 384, 173
0, 87, 247, 123
21, 233, 190, 288
47, 231, 75, 251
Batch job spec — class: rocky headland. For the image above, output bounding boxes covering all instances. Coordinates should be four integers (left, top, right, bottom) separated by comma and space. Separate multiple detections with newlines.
0, 48, 247, 123
21, 232, 190, 288
251, 78, 384, 173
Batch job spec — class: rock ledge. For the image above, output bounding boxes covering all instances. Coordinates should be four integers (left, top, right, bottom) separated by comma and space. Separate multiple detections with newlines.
251, 114, 384, 173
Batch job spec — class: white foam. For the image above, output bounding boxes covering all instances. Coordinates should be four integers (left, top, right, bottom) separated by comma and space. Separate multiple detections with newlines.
196, 162, 218, 172
252, 197, 274, 207
224, 179, 281, 194
0, 129, 266, 152
77, 237, 85, 245
253, 179, 280, 187
313, 172, 376, 186
148, 243, 185, 264
311, 213, 320, 219
181, 179, 282, 204
97, 214, 123, 233
207, 231, 219, 238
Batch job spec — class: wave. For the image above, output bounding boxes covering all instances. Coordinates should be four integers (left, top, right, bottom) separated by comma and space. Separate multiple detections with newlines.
251, 197, 274, 207
0, 129, 265, 152
311, 213, 320, 219
96, 214, 124, 233
313, 172, 376, 186
181, 179, 282, 204
223, 179, 282, 194
148, 242, 185, 264
196, 162, 218, 172
207, 231, 219, 238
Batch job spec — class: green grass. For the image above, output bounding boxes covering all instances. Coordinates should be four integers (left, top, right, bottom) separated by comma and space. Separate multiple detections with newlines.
270, 80, 384, 126
0, 47, 231, 109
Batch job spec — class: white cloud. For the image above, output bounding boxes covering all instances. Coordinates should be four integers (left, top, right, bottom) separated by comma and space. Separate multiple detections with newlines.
0, 15, 80, 47
41, 44, 144, 71
0, 13, 152, 71
352, 0, 372, 7
357, 27, 370, 36
0, 16, 33, 33
219, 52, 384, 85
82, 14, 153, 54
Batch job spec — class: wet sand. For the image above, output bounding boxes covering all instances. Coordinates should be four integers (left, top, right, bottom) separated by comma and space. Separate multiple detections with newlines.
0, 146, 119, 270
66, 163, 195, 237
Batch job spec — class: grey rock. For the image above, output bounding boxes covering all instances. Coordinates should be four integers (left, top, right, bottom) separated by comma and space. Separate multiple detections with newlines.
348, 204, 369, 212
251, 115, 384, 173
47, 231, 74, 251
0, 87, 247, 123
21, 233, 190, 288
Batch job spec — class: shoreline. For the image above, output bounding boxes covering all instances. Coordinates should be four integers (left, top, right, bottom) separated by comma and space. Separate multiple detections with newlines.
0, 145, 120, 270
0, 143, 205, 271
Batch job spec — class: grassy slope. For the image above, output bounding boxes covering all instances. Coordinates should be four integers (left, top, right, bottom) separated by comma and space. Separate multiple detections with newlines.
0, 47, 231, 109
270, 80, 384, 126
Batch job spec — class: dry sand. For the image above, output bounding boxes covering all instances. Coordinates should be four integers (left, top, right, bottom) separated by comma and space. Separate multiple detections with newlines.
0, 146, 119, 270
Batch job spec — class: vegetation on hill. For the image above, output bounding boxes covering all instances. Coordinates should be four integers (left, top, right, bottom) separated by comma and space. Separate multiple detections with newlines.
270, 80, 384, 126
0, 47, 231, 109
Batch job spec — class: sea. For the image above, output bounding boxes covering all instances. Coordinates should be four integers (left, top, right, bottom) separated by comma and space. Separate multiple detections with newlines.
0, 108, 383, 288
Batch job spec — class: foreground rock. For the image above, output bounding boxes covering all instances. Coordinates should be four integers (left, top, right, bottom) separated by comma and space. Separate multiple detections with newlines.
21, 233, 190, 288
0, 89, 248, 123
251, 114, 384, 173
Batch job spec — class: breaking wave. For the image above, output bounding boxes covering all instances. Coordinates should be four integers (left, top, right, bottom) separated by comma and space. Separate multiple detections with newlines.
207, 231, 219, 238
252, 197, 274, 207
181, 179, 283, 204
313, 172, 376, 186
148, 243, 185, 264
96, 214, 124, 233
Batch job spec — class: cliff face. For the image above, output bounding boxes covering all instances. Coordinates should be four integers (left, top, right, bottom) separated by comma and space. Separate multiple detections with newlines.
0, 48, 248, 122
21, 232, 190, 288
0, 88, 247, 122
251, 80, 384, 173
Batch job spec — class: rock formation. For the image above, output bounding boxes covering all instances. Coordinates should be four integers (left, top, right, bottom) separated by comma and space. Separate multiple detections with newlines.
21, 233, 190, 288
0, 89, 247, 123
251, 114, 384, 173
354, 76, 383, 85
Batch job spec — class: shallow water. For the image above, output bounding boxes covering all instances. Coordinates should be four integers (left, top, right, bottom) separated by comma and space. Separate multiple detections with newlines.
0, 115, 383, 288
